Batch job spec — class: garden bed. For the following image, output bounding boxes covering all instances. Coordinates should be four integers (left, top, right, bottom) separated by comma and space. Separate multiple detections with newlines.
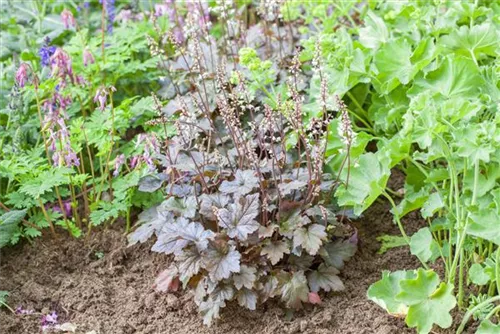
2, 200, 433, 334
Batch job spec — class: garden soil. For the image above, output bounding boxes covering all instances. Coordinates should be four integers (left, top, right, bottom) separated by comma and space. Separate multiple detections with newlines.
0, 200, 474, 334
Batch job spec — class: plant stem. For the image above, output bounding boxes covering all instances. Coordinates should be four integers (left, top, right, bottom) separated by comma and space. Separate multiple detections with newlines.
0, 301, 15, 314
458, 248, 465, 308
38, 198, 56, 238
496, 247, 500, 297
457, 296, 500, 334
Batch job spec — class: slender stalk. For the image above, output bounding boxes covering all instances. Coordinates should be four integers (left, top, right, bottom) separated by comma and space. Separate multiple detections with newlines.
38, 198, 57, 238
449, 160, 479, 285
0, 301, 15, 314
496, 248, 500, 297
457, 296, 500, 334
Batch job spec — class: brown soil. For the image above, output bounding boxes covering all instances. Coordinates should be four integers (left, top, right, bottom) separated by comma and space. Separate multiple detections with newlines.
0, 200, 473, 334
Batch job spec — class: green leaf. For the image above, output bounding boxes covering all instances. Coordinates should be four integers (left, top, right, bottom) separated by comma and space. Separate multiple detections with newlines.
373, 38, 414, 94
410, 55, 483, 99
0, 209, 27, 248
376, 235, 407, 254
468, 209, 500, 246
367, 270, 415, 316
397, 269, 456, 334
409, 228, 440, 263
421, 193, 444, 219
469, 263, 490, 286
359, 11, 389, 49
335, 153, 391, 215
476, 319, 500, 334
441, 23, 498, 59
394, 186, 429, 218
0, 290, 9, 308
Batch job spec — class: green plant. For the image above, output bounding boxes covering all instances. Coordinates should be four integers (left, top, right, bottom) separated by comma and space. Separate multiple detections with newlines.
0, 291, 14, 314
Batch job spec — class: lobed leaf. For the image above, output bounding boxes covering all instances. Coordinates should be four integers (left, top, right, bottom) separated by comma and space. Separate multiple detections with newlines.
217, 193, 260, 241
202, 245, 241, 281
280, 271, 309, 310
219, 170, 259, 196
293, 223, 327, 255
307, 264, 344, 293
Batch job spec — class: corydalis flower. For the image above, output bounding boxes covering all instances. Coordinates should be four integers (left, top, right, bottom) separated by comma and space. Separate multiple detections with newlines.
61, 9, 76, 29
15, 63, 29, 88
156, 0, 185, 42
50, 48, 75, 86
41, 311, 58, 331
93, 86, 116, 111
15, 307, 34, 315
46, 200, 73, 218
113, 154, 125, 177
83, 48, 95, 67
135, 134, 160, 171
47, 118, 80, 168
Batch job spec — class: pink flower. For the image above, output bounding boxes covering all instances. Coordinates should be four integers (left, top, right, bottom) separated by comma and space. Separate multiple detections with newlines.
93, 86, 115, 111
61, 9, 76, 29
83, 49, 95, 67
113, 154, 125, 177
50, 48, 75, 86
130, 156, 139, 169
41, 311, 58, 331
15, 63, 29, 87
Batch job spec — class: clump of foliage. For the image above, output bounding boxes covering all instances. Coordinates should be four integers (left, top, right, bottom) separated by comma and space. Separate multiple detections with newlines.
291, 1, 500, 333
128, 22, 357, 324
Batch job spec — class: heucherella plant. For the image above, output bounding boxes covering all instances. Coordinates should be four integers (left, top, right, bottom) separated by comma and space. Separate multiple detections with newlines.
128, 35, 357, 324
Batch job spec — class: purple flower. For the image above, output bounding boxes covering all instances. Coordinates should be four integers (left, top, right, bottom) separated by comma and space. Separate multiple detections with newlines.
64, 148, 80, 167
83, 48, 95, 67
41, 311, 58, 331
93, 86, 115, 111
130, 156, 139, 169
50, 200, 73, 218
116, 9, 133, 23
101, 0, 116, 34
15, 63, 29, 87
113, 154, 125, 177
15, 307, 34, 315
43, 98, 80, 168
39, 45, 56, 67
61, 9, 76, 29
84, 1, 90, 9
50, 48, 76, 86
135, 134, 160, 171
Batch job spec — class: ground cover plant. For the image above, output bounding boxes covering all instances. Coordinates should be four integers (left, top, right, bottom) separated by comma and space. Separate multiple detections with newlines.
1, 1, 500, 333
